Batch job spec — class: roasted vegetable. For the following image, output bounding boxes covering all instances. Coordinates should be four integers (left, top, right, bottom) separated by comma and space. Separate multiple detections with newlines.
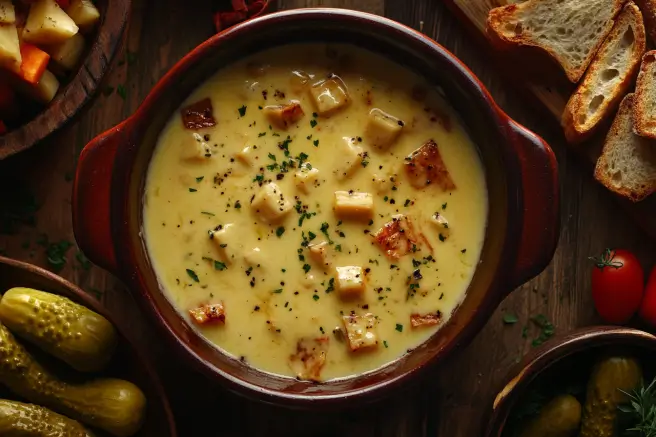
579, 356, 642, 437
0, 322, 146, 437
519, 394, 581, 437
0, 399, 96, 436
23, 0, 79, 45
0, 287, 118, 372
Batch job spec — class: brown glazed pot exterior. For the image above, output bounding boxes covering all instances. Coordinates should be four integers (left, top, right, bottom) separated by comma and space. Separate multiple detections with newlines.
72, 9, 560, 407
0, 256, 177, 436
485, 327, 656, 437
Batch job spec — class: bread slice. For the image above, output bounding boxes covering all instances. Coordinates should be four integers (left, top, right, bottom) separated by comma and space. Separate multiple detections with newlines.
562, 2, 645, 144
636, 0, 656, 44
595, 94, 656, 202
487, 0, 627, 82
633, 51, 656, 138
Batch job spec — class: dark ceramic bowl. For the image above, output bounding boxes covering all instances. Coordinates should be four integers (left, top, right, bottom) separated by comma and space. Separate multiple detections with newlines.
0, 256, 177, 436
485, 327, 656, 437
0, 0, 131, 160
72, 8, 560, 407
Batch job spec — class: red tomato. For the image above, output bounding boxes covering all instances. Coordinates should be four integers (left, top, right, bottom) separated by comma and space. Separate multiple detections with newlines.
590, 249, 644, 324
639, 266, 656, 327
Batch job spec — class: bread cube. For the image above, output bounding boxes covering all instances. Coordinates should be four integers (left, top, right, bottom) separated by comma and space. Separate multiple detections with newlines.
334, 137, 364, 180
182, 133, 213, 161
309, 241, 331, 268
209, 223, 240, 263
430, 212, 450, 238
66, 0, 100, 34
309, 75, 350, 116
251, 182, 292, 223
334, 191, 373, 221
288, 337, 329, 381
46, 32, 85, 71
0, 23, 21, 71
365, 108, 404, 150
294, 164, 320, 193
0, 1, 16, 25
342, 313, 378, 351
23, 0, 79, 45
335, 266, 365, 298
189, 302, 226, 325
263, 102, 304, 129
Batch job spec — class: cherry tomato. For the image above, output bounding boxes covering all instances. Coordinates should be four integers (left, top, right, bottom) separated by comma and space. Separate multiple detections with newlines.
590, 249, 644, 324
639, 266, 656, 328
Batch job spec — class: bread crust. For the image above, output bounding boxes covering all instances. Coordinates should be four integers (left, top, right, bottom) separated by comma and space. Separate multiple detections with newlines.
635, 0, 656, 44
562, 2, 646, 144
633, 51, 656, 139
594, 94, 656, 201
487, 0, 628, 82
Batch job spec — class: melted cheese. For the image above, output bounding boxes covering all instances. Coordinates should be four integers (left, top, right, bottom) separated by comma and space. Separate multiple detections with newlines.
143, 44, 488, 381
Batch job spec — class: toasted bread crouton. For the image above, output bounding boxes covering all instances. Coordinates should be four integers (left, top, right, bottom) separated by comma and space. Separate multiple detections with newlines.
487, 0, 627, 82
595, 94, 656, 201
373, 215, 421, 259
562, 2, 645, 144
634, 51, 656, 138
189, 302, 226, 325
288, 337, 329, 381
342, 313, 378, 351
404, 140, 455, 191
410, 311, 443, 328
263, 102, 304, 130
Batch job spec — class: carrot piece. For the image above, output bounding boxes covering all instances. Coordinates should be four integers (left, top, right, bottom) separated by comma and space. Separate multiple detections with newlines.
231, 0, 247, 11
0, 120, 6, 135
18, 43, 50, 85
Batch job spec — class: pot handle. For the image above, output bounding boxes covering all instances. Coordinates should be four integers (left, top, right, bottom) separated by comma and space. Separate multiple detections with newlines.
72, 126, 123, 276
507, 120, 560, 291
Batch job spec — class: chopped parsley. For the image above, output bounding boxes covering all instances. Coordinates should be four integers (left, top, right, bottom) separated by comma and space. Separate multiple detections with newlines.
503, 313, 519, 325
313, 139, 319, 147
303, 264, 311, 273
186, 269, 200, 282
234, 200, 241, 209
253, 174, 264, 184
404, 199, 411, 207
530, 315, 555, 346
189, 188, 197, 193
312, 294, 319, 301
335, 244, 342, 252
442, 202, 448, 210
325, 278, 335, 293
395, 324, 404, 333
196, 176, 204, 182
383, 340, 389, 348
272, 289, 283, 294
310, 119, 318, 128
238, 105, 247, 117
259, 132, 267, 137
308, 231, 316, 241
276, 227, 285, 237
268, 153, 276, 161
116, 84, 127, 100
214, 261, 227, 271
438, 234, 446, 242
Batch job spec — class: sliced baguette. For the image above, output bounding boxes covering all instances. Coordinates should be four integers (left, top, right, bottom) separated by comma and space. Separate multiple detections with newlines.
636, 0, 656, 44
594, 94, 656, 201
562, 2, 645, 144
487, 0, 627, 82
633, 51, 656, 138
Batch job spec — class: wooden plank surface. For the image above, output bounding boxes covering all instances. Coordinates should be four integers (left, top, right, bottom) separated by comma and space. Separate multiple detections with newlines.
445, 0, 656, 241
0, 1, 655, 436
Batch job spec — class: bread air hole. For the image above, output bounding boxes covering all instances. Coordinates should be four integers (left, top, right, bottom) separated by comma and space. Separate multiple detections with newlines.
621, 28, 635, 49
505, 22, 523, 36
601, 68, 619, 82
588, 95, 604, 114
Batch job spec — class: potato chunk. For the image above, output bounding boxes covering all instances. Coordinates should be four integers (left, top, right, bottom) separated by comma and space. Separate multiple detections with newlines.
0, 1, 16, 25
374, 215, 421, 259
65, 0, 100, 34
209, 223, 240, 263
365, 108, 404, 150
263, 102, 304, 129
308, 241, 331, 268
23, 0, 79, 45
288, 337, 329, 381
404, 140, 456, 191
235, 145, 256, 166
335, 266, 365, 298
22, 69, 59, 104
46, 32, 85, 71
251, 182, 292, 223
189, 302, 226, 325
309, 75, 350, 116
342, 313, 378, 351
294, 164, 320, 193
335, 137, 364, 180
182, 133, 213, 161
0, 23, 21, 71
333, 191, 373, 221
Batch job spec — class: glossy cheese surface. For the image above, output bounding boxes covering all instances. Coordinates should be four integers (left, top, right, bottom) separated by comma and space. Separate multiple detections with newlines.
143, 44, 488, 381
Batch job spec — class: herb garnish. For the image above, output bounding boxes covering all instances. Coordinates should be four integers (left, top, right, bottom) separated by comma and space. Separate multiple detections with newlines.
238, 105, 247, 117
503, 313, 519, 325
276, 227, 285, 237
186, 269, 200, 282
189, 188, 197, 193
395, 324, 404, 332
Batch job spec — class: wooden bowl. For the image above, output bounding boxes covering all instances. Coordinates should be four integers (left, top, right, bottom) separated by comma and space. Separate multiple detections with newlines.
484, 326, 656, 437
73, 9, 559, 408
0, 256, 177, 436
0, 0, 131, 160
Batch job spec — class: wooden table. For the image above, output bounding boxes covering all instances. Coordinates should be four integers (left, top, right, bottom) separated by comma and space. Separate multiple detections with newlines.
0, 1, 654, 435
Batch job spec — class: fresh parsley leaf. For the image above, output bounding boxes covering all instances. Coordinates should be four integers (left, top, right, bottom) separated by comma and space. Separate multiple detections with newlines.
276, 227, 285, 237
503, 313, 519, 325
186, 269, 200, 282
214, 261, 227, 271
395, 324, 403, 332
238, 105, 247, 117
